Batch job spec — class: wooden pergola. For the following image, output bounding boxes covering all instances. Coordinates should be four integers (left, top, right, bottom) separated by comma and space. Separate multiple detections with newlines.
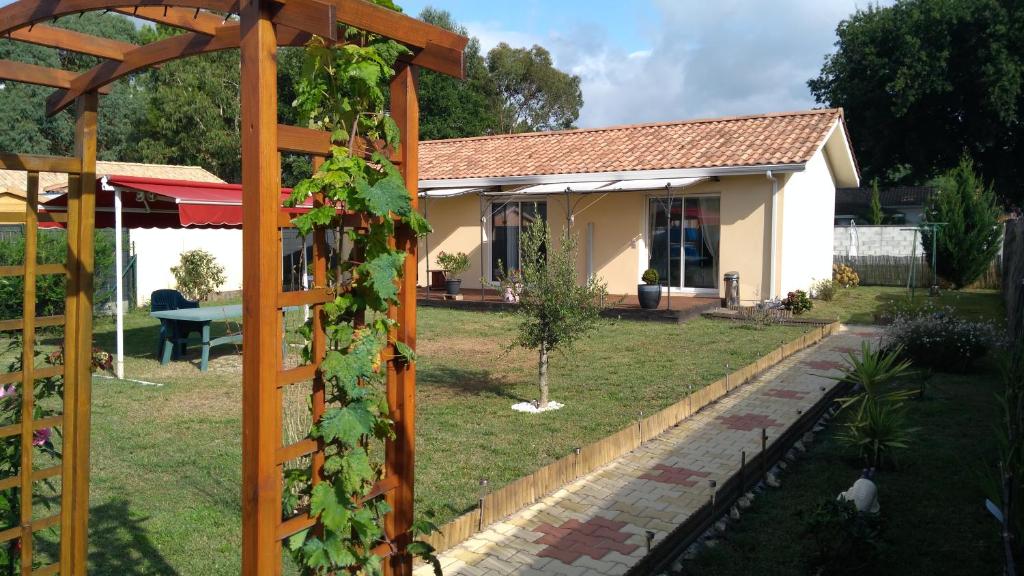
0, 2, 466, 575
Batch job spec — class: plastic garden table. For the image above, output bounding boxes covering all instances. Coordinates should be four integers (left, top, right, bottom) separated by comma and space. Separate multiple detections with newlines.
151, 304, 293, 371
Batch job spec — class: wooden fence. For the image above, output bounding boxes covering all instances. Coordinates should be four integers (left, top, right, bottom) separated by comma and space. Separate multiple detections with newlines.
423, 322, 842, 553
1005, 219, 1024, 339
834, 254, 1001, 290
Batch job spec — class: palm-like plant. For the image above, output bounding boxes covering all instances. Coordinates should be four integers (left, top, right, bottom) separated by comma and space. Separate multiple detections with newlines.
829, 341, 918, 467
832, 341, 916, 420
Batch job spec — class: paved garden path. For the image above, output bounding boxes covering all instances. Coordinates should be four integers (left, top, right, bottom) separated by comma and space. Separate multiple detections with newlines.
415, 326, 881, 576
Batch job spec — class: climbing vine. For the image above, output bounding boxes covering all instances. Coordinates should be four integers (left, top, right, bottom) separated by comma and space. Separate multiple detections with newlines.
283, 2, 440, 574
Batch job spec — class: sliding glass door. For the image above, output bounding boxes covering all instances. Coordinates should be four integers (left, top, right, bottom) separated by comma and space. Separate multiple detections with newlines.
648, 196, 720, 290
491, 200, 547, 279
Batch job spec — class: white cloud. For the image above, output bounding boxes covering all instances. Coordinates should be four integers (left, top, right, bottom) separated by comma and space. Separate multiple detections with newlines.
467, 0, 884, 128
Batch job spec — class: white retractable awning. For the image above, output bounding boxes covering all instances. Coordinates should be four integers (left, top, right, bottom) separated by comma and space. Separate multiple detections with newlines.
599, 177, 708, 191
419, 187, 484, 198
485, 181, 615, 195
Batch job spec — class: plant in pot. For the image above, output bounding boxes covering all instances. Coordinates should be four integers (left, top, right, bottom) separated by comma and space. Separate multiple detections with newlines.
436, 251, 470, 296
638, 268, 662, 309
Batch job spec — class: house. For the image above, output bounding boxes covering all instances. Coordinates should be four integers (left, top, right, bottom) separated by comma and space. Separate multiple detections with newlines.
416, 109, 860, 304
834, 186, 934, 225
2, 161, 240, 306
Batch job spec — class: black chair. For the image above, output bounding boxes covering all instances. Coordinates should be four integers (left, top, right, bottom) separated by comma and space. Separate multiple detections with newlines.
151, 289, 203, 360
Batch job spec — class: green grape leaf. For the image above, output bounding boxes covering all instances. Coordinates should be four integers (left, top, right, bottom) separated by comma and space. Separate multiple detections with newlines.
318, 403, 375, 447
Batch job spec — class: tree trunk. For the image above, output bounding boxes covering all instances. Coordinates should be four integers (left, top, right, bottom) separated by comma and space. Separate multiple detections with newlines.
538, 342, 549, 409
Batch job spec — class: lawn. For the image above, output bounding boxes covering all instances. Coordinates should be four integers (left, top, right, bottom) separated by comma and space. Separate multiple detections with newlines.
687, 364, 1004, 576
44, 305, 812, 575
803, 285, 1004, 324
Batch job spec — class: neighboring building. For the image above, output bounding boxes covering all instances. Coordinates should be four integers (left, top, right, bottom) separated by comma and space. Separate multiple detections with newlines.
834, 186, 934, 225
6, 161, 240, 306
417, 109, 859, 304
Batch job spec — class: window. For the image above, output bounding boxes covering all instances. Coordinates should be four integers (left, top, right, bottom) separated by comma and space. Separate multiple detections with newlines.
491, 200, 546, 279
648, 196, 720, 290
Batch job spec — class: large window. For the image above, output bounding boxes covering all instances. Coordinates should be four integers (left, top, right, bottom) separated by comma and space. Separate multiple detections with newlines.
491, 200, 546, 279
648, 196, 720, 290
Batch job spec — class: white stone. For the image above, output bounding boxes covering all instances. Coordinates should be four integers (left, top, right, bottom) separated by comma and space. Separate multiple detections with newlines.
838, 478, 880, 513
714, 519, 728, 533
767, 472, 781, 488
794, 440, 807, 453
511, 401, 565, 414
729, 506, 741, 521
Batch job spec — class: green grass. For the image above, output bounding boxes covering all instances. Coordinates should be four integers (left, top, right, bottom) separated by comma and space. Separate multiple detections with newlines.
42, 306, 810, 575
688, 366, 1003, 576
803, 286, 1004, 324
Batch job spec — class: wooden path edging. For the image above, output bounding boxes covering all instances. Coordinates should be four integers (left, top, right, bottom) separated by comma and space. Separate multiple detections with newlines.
423, 321, 843, 553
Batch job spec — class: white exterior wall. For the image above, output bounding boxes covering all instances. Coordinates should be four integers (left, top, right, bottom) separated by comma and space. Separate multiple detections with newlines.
130, 228, 244, 306
779, 148, 836, 294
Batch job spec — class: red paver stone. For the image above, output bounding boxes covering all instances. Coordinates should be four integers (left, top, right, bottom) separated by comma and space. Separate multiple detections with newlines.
830, 346, 859, 354
762, 388, 809, 400
639, 464, 710, 487
802, 359, 845, 371
535, 517, 639, 563
717, 412, 783, 431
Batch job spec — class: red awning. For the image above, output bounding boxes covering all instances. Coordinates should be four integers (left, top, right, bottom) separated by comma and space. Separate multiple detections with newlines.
39, 174, 312, 229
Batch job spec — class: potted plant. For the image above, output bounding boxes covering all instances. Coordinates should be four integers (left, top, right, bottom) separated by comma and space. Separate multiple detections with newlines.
436, 251, 470, 296
638, 268, 662, 309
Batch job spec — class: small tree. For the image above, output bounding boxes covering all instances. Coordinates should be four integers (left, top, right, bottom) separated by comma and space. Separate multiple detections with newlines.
867, 178, 885, 225
922, 156, 1002, 288
171, 249, 226, 301
504, 220, 606, 409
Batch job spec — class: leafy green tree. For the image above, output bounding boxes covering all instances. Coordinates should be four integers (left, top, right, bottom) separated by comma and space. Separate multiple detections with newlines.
0, 12, 143, 160
868, 178, 885, 225
921, 156, 1003, 288
809, 0, 1024, 207
504, 220, 606, 409
487, 43, 582, 133
417, 8, 496, 140
134, 26, 242, 182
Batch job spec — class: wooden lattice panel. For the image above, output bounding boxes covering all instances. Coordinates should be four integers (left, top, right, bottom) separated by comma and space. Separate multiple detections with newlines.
0, 152, 92, 575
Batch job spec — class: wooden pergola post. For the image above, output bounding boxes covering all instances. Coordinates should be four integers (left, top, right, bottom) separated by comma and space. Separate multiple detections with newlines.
71, 91, 99, 575
386, 63, 419, 576
239, 0, 282, 573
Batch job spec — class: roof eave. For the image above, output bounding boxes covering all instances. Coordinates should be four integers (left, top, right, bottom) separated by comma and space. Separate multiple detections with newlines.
419, 163, 807, 189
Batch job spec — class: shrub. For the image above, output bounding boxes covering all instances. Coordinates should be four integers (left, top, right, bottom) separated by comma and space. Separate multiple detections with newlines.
832, 263, 860, 288
811, 278, 838, 301
641, 268, 659, 285
781, 290, 812, 314
171, 249, 226, 301
804, 498, 882, 574
435, 251, 470, 280
838, 397, 917, 468
884, 311, 1000, 372
921, 155, 1002, 288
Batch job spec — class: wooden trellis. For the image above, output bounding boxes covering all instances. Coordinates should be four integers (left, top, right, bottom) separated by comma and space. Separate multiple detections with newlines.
0, 1, 466, 574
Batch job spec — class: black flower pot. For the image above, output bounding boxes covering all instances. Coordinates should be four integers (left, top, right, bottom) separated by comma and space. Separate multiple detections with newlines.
637, 284, 661, 309
445, 279, 462, 296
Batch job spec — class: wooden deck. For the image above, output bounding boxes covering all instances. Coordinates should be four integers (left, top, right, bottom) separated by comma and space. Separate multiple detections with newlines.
417, 287, 720, 322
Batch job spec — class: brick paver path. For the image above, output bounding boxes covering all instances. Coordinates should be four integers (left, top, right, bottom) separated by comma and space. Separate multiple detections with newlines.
415, 326, 879, 576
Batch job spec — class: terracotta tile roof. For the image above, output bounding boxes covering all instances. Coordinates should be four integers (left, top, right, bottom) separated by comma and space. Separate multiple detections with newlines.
0, 161, 224, 195
420, 109, 845, 182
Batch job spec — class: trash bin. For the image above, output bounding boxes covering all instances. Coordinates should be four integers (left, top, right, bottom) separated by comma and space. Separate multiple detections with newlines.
723, 271, 740, 308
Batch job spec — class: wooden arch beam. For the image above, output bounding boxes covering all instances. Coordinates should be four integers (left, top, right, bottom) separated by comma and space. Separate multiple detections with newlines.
9, 24, 137, 61
0, 0, 336, 41
110, 6, 230, 35
44, 23, 318, 114
0, 59, 112, 93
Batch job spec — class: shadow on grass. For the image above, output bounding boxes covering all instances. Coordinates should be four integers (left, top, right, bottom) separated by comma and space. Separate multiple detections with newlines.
33, 499, 178, 576
419, 365, 529, 402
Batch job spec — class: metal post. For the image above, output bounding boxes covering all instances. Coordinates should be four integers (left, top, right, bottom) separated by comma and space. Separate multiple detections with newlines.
665, 185, 672, 311
424, 194, 430, 300
479, 192, 485, 301
761, 428, 768, 483
114, 186, 124, 380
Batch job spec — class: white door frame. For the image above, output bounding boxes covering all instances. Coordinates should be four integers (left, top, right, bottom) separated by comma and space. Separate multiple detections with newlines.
640, 192, 721, 296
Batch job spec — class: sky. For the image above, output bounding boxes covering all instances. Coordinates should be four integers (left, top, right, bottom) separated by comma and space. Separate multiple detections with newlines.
401, 0, 884, 128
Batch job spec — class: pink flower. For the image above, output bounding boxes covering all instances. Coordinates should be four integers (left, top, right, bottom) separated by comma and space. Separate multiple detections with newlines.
33, 428, 51, 447
0, 385, 15, 399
